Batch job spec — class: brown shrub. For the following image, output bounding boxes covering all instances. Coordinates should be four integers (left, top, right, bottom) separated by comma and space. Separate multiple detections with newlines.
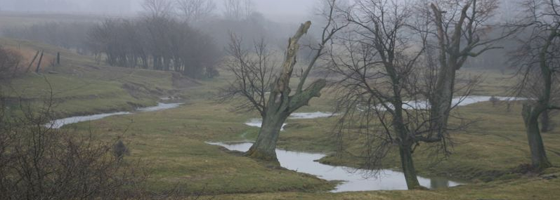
0, 46, 24, 79
0, 97, 148, 199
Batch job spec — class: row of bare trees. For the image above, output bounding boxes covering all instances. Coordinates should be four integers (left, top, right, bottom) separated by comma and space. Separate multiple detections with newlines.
142, 0, 255, 23
87, 16, 220, 79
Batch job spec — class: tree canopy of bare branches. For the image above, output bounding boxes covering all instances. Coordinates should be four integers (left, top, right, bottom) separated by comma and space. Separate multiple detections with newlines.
328, 0, 493, 189
220, 0, 347, 163
511, 0, 560, 170
88, 16, 221, 79
142, 0, 175, 19
330, 0, 435, 189
0, 46, 23, 80
176, 0, 216, 24
426, 0, 506, 140
222, 0, 255, 21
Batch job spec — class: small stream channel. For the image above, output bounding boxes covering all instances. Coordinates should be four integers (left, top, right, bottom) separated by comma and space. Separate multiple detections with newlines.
48, 102, 183, 128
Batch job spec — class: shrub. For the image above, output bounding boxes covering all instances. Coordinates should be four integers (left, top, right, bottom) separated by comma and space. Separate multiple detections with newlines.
0, 46, 23, 80
0, 97, 146, 199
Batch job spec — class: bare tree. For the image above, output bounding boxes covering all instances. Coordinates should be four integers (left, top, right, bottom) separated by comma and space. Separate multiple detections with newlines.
176, 0, 216, 24
143, 0, 174, 19
512, 0, 560, 170
222, 0, 254, 20
329, 0, 441, 189
221, 35, 277, 114
0, 46, 23, 80
221, 1, 346, 163
428, 0, 506, 140
223, 22, 325, 163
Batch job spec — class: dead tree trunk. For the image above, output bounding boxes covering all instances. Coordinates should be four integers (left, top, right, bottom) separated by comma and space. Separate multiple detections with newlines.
246, 22, 326, 162
429, 3, 470, 138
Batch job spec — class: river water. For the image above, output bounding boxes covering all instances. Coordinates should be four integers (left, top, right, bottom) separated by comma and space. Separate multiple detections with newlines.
48, 102, 183, 128
245, 96, 525, 129
208, 142, 462, 192
233, 96, 525, 192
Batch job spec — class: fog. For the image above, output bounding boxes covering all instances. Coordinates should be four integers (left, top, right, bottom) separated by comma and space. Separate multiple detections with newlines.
1, 0, 317, 23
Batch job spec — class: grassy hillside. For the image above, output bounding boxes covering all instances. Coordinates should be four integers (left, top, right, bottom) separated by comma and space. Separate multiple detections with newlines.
0, 37, 189, 117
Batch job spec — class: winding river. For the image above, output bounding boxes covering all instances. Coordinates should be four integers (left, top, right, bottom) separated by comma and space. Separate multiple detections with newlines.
208, 142, 461, 192
47, 95, 524, 192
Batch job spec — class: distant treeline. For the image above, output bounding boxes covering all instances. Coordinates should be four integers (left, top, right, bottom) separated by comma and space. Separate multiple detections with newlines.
2, 22, 93, 54
87, 16, 220, 79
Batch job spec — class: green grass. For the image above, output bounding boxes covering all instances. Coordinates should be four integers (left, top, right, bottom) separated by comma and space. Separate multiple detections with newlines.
62, 90, 560, 199
64, 101, 335, 194
1, 37, 177, 117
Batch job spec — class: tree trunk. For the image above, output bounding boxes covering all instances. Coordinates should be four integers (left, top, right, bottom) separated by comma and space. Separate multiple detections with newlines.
246, 112, 289, 163
522, 103, 552, 170
430, 63, 456, 138
246, 22, 325, 164
399, 144, 421, 189
541, 109, 550, 133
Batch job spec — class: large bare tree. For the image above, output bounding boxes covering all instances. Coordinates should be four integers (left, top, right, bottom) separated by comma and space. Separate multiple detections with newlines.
427, 0, 504, 140
329, 0, 437, 189
221, 0, 347, 163
513, 0, 560, 170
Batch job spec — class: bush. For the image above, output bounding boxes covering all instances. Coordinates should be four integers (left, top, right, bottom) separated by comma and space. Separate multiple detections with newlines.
0, 97, 147, 199
0, 46, 23, 80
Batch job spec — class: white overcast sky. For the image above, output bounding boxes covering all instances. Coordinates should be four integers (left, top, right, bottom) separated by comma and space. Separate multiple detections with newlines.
1, 0, 328, 23
253, 0, 317, 16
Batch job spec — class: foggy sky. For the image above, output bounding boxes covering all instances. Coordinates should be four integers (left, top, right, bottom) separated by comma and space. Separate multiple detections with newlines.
1, 0, 318, 23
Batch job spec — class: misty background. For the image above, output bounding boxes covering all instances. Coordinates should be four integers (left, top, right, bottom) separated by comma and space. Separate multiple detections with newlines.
0, 0, 528, 70
0, 0, 316, 23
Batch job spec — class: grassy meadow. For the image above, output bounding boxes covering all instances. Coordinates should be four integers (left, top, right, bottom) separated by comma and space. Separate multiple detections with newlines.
2, 32, 560, 199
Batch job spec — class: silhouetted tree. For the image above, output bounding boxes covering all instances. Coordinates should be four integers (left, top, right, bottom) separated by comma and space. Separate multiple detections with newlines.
220, 0, 346, 163
0, 46, 23, 80
512, 0, 560, 170
427, 0, 508, 140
